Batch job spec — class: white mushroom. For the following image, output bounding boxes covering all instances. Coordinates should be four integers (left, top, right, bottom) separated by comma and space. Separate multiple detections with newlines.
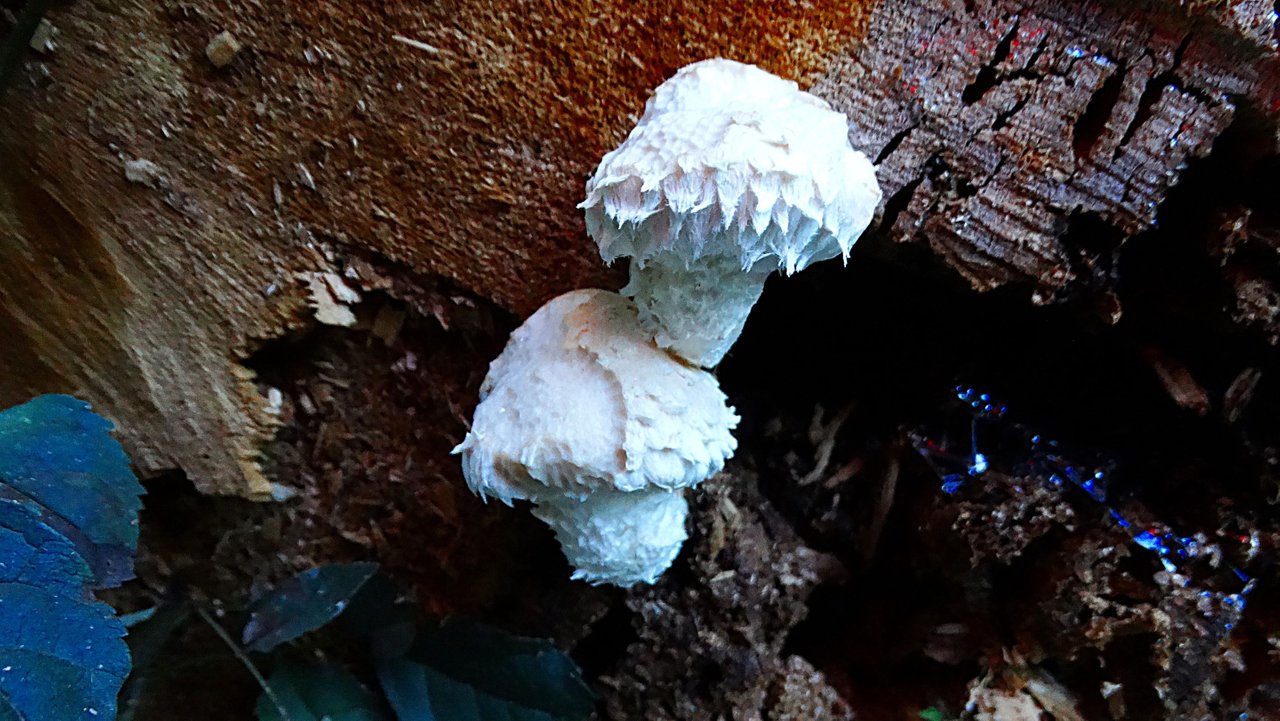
580, 58, 883, 367
531, 486, 690, 586
453, 289, 738, 586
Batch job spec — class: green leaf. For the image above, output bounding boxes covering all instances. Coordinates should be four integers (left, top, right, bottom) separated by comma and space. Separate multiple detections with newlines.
119, 603, 191, 721
918, 707, 946, 721
256, 662, 386, 721
243, 563, 379, 652
0, 584, 128, 720
118, 604, 189, 721
0, 395, 142, 721
0, 394, 145, 587
123, 604, 189, 671
377, 619, 596, 721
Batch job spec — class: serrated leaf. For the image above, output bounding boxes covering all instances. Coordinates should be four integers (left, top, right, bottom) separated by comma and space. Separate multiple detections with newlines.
256, 662, 386, 721
0, 395, 144, 587
0, 394, 144, 721
243, 562, 379, 652
0, 583, 128, 721
377, 619, 596, 721
0, 497, 92, 595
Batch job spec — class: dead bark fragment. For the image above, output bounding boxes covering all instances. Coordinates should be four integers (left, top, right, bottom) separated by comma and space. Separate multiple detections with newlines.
816, 0, 1278, 300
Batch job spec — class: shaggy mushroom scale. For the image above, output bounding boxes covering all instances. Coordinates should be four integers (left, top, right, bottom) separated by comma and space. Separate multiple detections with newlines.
453, 289, 738, 586
581, 58, 883, 367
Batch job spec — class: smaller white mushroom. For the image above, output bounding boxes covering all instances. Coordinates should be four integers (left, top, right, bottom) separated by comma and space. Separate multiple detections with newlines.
453, 289, 738, 586
581, 58, 883, 367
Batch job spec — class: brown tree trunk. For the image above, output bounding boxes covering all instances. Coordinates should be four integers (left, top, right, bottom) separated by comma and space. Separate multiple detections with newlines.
2, 0, 1275, 497
6, 2, 1280, 720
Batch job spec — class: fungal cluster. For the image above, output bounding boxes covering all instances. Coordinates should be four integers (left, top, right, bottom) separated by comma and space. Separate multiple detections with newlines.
455, 59, 883, 586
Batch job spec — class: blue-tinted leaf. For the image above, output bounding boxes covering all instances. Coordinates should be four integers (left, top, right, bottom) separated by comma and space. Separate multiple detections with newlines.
0, 394, 144, 720
119, 603, 191, 721
0, 650, 105, 721
124, 603, 189, 672
0, 395, 144, 587
118, 607, 157, 628
0, 583, 128, 721
0, 690, 20, 721
243, 562, 379, 652
0, 497, 92, 596
256, 662, 386, 721
377, 619, 595, 721
375, 657, 435, 721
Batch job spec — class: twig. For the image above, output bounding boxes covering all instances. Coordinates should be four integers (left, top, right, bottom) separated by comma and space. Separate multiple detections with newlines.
193, 603, 293, 721
391, 34, 442, 56
800, 401, 855, 486
862, 444, 901, 564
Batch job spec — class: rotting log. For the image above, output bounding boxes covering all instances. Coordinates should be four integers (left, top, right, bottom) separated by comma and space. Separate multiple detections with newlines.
1, 0, 1277, 498
822, 0, 1279, 304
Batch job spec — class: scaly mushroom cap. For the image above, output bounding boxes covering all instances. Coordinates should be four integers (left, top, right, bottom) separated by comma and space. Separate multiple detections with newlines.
580, 58, 882, 276
453, 289, 738, 506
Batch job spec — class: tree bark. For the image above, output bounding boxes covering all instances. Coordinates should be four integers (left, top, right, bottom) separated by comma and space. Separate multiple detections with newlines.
1, 0, 1276, 498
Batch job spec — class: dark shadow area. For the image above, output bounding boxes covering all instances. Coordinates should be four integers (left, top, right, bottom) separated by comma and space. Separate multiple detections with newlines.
1074, 63, 1127, 160
719, 102, 1280, 718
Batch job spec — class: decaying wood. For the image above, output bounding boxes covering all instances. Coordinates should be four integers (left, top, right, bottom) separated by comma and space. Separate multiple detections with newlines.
819, 0, 1279, 303
0, 0, 1277, 497
0, 0, 875, 496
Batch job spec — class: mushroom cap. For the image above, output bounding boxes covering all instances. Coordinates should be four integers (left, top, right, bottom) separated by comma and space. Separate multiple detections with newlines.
581, 58, 883, 275
453, 289, 738, 506
532, 487, 689, 586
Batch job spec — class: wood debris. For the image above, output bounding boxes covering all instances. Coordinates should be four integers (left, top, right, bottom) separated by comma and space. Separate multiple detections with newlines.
1141, 346, 1211, 415
299, 271, 361, 327
800, 402, 855, 486
371, 304, 406, 345
123, 158, 164, 188
205, 30, 242, 68
28, 19, 56, 54
391, 34, 443, 56
1224, 367, 1262, 424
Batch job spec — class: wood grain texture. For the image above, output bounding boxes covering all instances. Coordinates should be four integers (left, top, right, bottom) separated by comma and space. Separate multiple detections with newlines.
0, 0, 873, 496
817, 0, 1279, 302
0, 0, 1275, 497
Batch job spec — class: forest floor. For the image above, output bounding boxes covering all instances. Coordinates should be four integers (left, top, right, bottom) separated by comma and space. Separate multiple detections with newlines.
119, 103, 1280, 718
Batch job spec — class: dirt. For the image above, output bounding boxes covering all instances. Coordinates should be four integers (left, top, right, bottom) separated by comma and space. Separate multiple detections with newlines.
598, 470, 851, 721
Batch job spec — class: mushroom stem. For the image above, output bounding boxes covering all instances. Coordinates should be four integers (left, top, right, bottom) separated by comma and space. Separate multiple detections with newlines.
532, 486, 689, 586
624, 252, 776, 368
